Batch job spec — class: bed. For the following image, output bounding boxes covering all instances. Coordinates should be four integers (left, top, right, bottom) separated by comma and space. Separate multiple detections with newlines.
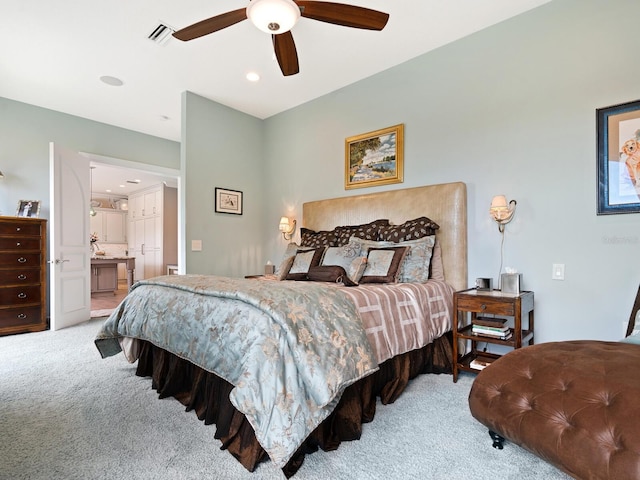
468, 284, 640, 479
95, 182, 468, 477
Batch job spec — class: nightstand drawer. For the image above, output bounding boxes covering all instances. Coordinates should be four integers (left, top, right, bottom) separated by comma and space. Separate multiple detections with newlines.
456, 296, 515, 315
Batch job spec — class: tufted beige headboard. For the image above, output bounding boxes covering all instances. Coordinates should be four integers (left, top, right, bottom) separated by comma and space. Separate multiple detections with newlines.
303, 182, 468, 291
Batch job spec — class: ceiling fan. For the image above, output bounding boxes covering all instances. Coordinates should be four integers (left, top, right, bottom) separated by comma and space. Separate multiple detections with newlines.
172, 0, 389, 76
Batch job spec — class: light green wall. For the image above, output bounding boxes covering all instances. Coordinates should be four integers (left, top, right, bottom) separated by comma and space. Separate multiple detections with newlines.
0, 97, 179, 219
181, 91, 265, 277
4, 0, 638, 346
261, 0, 640, 344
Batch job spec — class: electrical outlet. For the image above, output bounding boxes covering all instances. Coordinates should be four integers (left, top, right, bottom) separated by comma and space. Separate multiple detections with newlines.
552, 263, 565, 280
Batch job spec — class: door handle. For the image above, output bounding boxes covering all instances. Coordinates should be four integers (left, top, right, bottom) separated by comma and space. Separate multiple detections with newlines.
55, 259, 70, 264
141, 244, 145, 255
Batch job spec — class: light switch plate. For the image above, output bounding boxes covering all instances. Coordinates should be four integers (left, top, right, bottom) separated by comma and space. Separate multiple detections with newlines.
191, 239, 202, 251
552, 263, 565, 280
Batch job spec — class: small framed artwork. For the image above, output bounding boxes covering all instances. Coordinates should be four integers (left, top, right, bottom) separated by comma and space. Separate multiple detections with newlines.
345, 124, 404, 190
597, 99, 640, 215
215, 187, 243, 215
16, 200, 41, 218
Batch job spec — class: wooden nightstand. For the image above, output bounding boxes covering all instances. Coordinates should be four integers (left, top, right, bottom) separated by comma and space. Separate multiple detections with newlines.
452, 288, 534, 382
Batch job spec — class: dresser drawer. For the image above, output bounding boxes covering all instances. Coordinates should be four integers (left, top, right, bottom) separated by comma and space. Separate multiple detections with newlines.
456, 295, 516, 316
0, 306, 43, 329
0, 222, 42, 236
0, 268, 40, 285
0, 285, 41, 305
0, 237, 41, 250
0, 253, 41, 267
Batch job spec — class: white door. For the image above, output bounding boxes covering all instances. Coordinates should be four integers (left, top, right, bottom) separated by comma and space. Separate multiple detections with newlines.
49, 143, 91, 330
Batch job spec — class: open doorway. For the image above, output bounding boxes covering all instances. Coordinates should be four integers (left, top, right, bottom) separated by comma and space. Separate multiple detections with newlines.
83, 153, 181, 318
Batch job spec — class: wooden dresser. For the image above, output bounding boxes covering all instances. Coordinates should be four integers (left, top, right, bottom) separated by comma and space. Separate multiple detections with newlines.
0, 216, 47, 335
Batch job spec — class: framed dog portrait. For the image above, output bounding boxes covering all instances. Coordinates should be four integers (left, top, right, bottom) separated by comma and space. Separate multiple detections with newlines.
597, 99, 640, 215
16, 200, 41, 218
345, 124, 404, 190
215, 187, 243, 215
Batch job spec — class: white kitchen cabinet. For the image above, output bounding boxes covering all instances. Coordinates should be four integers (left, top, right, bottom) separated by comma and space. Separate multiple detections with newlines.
128, 184, 177, 281
90, 209, 127, 244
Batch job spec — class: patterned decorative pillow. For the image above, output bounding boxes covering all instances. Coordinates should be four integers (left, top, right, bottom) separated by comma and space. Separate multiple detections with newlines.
349, 235, 436, 283
300, 227, 338, 248
320, 239, 362, 271
276, 255, 295, 281
429, 240, 445, 282
347, 256, 368, 284
286, 247, 326, 280
359, 246, 409, 284
334, 219, 390, 246
275, 242, 307, 275
378, 216, 439, 243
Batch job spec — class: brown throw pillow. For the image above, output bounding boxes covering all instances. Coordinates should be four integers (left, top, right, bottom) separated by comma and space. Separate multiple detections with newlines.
378, 216, 440, 242
306, 265, 358, 286
300, 227, 338, 248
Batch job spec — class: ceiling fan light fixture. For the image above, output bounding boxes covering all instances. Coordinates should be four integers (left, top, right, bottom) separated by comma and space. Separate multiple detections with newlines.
247, 0, 300, 34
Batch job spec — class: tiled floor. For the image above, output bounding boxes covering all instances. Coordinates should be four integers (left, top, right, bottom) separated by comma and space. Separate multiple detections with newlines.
90, 281, 128, 317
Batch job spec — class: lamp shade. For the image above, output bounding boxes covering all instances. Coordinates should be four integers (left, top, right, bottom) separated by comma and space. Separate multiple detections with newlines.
279, 216, 291, 232
489, 195, 517, 232
247, 0, 300, 34
490, 195, 508, 209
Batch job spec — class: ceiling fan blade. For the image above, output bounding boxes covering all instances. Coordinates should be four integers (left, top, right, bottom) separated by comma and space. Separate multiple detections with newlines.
273, 32, 299, 76
173, 8, 248, 41
295, 1, 389, 30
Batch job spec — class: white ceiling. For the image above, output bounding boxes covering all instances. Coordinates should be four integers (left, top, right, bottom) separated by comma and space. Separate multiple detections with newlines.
1, 0, 550, 144
88, 162, 178, 200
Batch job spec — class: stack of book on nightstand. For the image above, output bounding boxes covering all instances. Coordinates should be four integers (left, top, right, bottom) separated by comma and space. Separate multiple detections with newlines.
470, 358, 492, 370
472, 316, 512, 340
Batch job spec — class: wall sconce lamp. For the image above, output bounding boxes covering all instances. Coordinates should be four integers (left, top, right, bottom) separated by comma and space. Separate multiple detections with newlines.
489, 195, 517, 232
279, 216, 297, 240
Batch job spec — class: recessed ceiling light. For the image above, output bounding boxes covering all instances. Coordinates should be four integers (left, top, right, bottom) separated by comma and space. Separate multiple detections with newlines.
119, 184, 126, 188
106, 189, 112, 193
100, 75, 124, 87
246, 72, 260, 82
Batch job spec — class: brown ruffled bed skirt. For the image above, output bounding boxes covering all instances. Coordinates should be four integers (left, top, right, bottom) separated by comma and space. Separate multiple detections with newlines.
135, 332, 453, 477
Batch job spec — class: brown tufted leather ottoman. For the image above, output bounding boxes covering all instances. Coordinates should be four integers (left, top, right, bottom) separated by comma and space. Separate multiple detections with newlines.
469, 341, 640, 479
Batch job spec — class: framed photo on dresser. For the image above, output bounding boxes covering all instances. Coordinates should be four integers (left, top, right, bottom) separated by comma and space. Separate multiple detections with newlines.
16, 200, 40, 218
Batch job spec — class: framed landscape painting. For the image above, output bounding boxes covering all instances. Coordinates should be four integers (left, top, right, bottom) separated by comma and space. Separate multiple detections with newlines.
345, 124, 404, 190
597, 99, 640, 215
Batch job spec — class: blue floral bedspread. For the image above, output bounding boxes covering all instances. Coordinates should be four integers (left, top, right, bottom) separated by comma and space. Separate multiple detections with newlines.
94, 274, 378, 467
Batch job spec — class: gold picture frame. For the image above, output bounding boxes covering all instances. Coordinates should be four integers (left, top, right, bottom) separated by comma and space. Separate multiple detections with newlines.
16, 200, 41, 218
345, 124, 404, 190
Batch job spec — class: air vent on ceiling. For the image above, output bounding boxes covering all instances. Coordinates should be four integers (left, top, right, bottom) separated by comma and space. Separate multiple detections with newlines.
127, 180, 141, 184
148, 23, 174, 45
